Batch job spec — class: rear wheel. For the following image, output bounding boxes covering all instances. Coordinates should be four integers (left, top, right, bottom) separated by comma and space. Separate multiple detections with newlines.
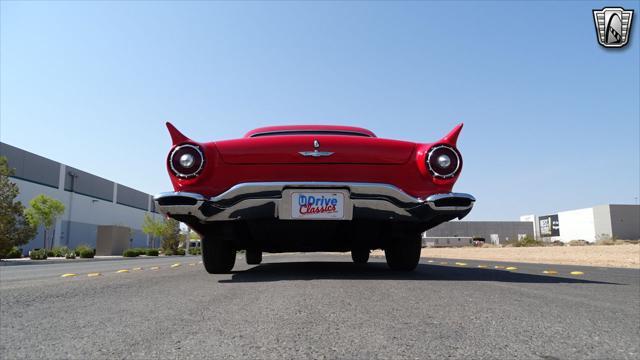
202, 234, 236, 274
385, 232, 421, 271
351, 248, 370, 264
246, 248, 262, 265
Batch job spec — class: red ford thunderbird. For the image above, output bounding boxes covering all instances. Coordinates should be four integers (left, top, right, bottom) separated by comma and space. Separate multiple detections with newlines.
154, 123, 474, 273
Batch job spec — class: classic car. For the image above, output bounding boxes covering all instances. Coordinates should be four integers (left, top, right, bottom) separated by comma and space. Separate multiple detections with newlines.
154, 123, 474, 273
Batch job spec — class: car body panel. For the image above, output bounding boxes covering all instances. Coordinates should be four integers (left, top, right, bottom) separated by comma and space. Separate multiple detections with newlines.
214, 136, 416, 165
164, 123, 465, 200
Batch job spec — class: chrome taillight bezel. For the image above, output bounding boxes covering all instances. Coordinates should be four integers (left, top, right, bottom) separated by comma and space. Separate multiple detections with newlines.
426, 145, 461, 179
169, 144, 205, 178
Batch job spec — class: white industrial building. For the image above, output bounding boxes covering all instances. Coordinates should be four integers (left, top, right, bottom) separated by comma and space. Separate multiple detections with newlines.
1, 142, 164, 254
521, 204, 640, 243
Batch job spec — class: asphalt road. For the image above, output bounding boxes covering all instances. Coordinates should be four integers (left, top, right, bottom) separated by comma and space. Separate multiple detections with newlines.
1, 253, 639, 360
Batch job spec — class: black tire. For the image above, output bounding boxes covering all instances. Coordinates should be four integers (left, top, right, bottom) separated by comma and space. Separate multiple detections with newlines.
351, 248, 370, 264
246, 248, 262, 265
201, 235, 236, 274
385, 232, 421, 271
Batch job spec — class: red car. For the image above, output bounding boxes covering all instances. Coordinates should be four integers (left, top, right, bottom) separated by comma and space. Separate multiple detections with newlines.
154, 123, 474, 273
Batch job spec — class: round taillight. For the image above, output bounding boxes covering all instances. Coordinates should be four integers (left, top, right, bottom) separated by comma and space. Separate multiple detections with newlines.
169, 144, 204, 178
427, 145, 460, 179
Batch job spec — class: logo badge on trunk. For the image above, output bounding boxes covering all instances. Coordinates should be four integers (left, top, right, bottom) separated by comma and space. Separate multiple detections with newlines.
300, 139, 334, 157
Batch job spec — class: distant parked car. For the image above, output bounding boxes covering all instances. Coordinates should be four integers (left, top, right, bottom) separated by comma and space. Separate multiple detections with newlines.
473, 237, 486, 247
155, 123, 474, 273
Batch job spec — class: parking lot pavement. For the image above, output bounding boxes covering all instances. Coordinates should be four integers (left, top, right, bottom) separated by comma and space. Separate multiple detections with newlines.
1, 253, 638, 359
0, 255, 201, 282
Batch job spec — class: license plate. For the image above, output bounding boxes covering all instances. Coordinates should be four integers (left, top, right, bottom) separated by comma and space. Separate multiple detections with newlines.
290, 192, 345, 219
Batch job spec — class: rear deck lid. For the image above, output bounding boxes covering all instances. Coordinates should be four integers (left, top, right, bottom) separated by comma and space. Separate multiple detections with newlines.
215, 135, 416, 164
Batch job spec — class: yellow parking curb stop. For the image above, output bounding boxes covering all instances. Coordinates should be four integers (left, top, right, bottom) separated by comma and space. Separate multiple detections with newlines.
150, 266, 160, 270
543, 270, 558, 275
570, 271, 584, 275
87, 273, 101, 277
506, 267, 518, 271
170, 263, 181, 268
132, 267, 143, 271
61, 273, 77, 278
116, 269, 129, 273
455, 262, 467, 266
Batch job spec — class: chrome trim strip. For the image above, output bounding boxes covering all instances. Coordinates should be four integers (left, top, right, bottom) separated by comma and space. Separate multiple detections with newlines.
153, 192, 207, 217
298, 151, 335, 157
154, 183, 474, 222
425, 192, 475, 211
154, 191, 207, 201
209, 182, 423, 206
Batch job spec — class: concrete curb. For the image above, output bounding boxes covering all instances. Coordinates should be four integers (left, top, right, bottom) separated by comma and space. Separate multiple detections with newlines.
0, 255, 198, 266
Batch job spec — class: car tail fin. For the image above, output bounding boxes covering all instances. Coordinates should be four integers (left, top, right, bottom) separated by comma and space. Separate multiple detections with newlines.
440, 123, 463, 146
166, 122, 192, 145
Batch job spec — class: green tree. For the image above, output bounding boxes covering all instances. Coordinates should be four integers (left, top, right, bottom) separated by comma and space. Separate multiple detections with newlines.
142, 213, 164, 248
141, 214, 181, 251
161, 218, 181, 252
25, 194, 65, 249
0, 156, 37, 258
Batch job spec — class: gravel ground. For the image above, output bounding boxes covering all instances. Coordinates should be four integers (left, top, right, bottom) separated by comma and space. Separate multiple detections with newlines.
371, 244, 640, 268
1, 253, 639, 359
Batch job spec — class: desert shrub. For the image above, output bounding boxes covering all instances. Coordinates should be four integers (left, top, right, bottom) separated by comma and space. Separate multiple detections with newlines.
596, 238, 616, 245
79, 249, 94, 258
163, 249, 174, 256
65, 250, 76, 259
145, 249, 159, 256
596, 239, 629, 246
479, 243, 498, 248
175, 248, 185, 256
50, 246, 69, 257
5, 246, 23, 258
188, 247, 201, 255
568, 239, 589, 246
29, 248, 48, 260
513, 236, 544, 247
75, 244, 92, 256
123, 249, 139, 257
128, 248, 146, 256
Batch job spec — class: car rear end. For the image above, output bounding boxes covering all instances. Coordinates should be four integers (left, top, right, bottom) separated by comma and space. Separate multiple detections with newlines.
155, 123, 474, 273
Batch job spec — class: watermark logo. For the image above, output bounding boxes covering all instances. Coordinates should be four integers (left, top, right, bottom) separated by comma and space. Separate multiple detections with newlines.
593, 7, 634, 48
297, 194, 338, 215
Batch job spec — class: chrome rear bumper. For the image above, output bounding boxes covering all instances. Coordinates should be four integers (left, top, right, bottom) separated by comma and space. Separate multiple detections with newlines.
154, 182, 474, 223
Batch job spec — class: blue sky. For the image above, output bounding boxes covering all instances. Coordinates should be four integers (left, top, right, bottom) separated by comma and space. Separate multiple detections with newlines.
1, 1, 638, 220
